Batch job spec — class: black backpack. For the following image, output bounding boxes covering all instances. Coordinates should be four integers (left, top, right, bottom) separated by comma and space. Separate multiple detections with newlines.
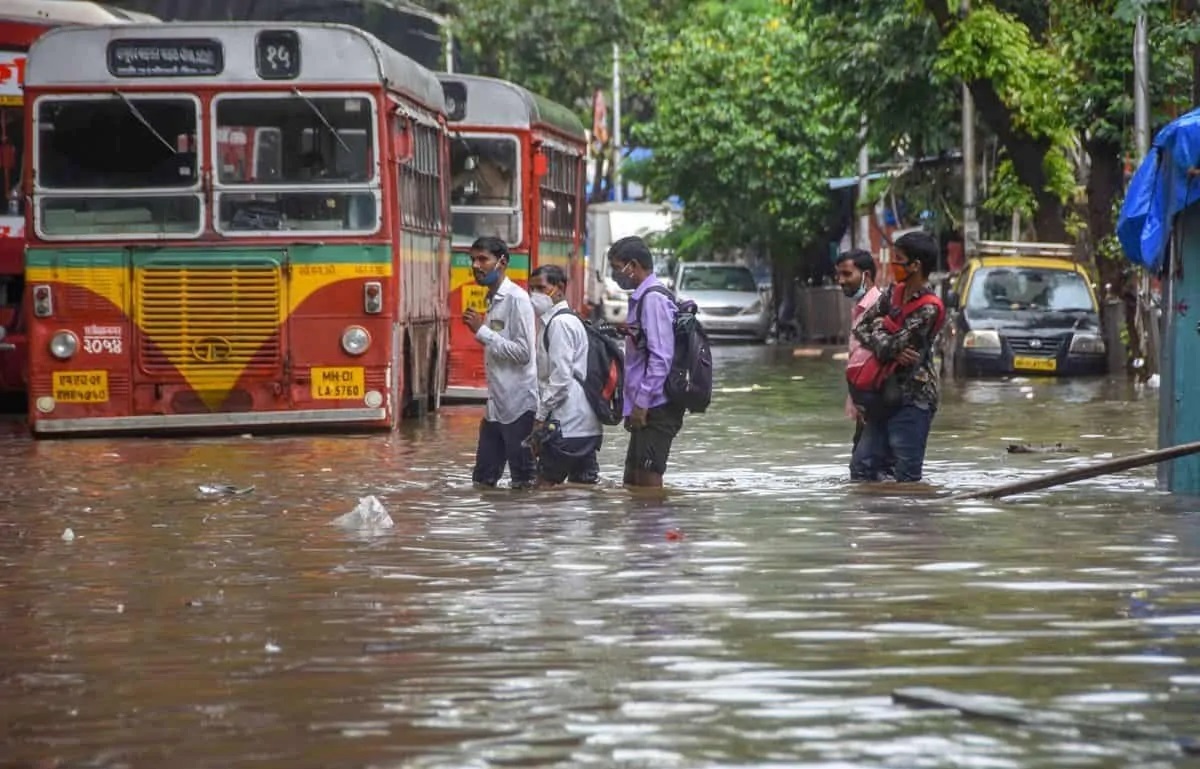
543, 309, 626, 426
634, 285, 713, 414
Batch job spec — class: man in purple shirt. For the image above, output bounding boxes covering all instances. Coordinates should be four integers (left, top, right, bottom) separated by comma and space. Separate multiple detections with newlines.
608, 236, 684, 488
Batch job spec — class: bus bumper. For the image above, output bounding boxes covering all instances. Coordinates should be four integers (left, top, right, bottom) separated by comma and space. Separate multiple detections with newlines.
31, 407, 387, 436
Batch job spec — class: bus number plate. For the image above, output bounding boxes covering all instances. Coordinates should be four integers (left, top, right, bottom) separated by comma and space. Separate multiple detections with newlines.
312, 367, 364, 400
53, 371, 109, 403
462, 285, 489, 314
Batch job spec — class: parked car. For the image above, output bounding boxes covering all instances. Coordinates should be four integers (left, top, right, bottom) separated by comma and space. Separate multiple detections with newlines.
941, 248, 1108, 378
674, 262, 770, 343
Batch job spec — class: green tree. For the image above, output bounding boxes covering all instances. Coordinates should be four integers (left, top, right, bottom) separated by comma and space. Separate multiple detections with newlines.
631, 8, 857, 268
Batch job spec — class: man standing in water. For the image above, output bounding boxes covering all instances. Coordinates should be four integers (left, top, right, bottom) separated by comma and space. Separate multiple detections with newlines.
835, 249, 881, 448
529, 264, 603, 485
463, 236, 539, 489
608, 236, 682, 488
849, 232, 945, 483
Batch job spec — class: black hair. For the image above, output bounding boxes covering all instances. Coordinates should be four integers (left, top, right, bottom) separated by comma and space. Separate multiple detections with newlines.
608, 235, 654, 270
894, 231, 939, 277
835, 248, 875, 280
531, 264, 568, 289
471, 236, 509, 262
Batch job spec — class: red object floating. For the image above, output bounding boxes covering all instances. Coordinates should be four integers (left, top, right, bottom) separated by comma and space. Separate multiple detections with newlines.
665, 529, 683, 541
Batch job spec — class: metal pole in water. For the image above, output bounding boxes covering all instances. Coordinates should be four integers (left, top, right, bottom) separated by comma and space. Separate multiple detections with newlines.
857, 115, 871, 252
1134, 12, 1157, 375
612, 42, 623, 204
961, 0, 978, 257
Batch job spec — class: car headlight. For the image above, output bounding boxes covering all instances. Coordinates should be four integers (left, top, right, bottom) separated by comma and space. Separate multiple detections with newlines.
1069, 333, 1106, 354
740, 300, 763, 315
341, 325, 371, 356
49, 330, 78, 360
963, 329, 1001, 350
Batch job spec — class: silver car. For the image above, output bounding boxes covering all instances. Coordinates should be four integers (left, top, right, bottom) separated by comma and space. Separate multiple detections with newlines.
674, 262, 770, 343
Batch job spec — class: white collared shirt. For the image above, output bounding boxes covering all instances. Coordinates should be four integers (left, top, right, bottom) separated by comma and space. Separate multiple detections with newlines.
475, 277, 538, 424
536, 300, 602, 438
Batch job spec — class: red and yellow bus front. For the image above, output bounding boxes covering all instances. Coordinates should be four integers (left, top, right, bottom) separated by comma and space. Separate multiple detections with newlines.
23, 22, 447, 436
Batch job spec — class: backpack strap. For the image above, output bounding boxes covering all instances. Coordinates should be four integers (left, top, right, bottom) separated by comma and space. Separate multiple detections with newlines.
541, 307, 576, 351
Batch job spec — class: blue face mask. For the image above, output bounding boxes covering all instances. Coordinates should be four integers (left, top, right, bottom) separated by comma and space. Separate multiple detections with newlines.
476, 268, 501, 286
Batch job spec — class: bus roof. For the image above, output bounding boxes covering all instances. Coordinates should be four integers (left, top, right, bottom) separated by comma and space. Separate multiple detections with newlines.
0, 0, 158, 25
25, 22, 445, 113
438, 73, 584, 140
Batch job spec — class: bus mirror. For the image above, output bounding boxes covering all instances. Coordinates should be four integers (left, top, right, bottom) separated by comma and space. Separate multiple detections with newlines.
393, 121, 412, 163
534, 152, 549, 177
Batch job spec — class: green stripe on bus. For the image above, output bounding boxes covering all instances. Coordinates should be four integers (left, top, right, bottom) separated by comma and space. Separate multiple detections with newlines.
450, 251, 531, 270
27, 244, 393, 268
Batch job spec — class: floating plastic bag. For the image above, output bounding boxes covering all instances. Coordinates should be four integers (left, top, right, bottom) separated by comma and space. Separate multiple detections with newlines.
332, 495, 394, 533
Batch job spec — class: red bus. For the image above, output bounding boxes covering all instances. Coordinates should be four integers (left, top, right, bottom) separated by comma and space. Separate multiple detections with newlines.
0, 1, 159, 401
23, 22, 449, 435
436, 74, 587, 401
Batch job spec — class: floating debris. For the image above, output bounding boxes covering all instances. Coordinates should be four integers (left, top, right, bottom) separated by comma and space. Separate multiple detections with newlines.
197, 484, 256, 497
61, 528, 75, 542
332, 495, 394, 533
1007, 443, 1080, 455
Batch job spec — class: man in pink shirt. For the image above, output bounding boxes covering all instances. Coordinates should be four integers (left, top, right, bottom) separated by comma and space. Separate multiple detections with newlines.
836, 250, 881, 446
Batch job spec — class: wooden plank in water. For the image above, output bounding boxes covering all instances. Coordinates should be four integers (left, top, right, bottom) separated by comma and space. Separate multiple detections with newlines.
892, 686, 1199, 754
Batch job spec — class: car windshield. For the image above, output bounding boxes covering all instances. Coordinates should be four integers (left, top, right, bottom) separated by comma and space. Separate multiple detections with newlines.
966, 266, 1096, 313
680, 265, 758, 293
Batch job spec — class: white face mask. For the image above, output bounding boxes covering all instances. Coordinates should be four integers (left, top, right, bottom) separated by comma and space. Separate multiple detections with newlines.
531, 291, 555, 315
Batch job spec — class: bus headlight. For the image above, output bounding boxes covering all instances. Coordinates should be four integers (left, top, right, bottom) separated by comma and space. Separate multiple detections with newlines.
341, 326, 370, 356
49, 330, 78, 360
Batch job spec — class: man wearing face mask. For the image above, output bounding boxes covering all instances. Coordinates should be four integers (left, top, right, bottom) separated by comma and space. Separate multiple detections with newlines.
608, 236, 681, 489
463, 236, 539, 489
835, 249, 882, 447
529, 265, 603, 485
849, 231, 946, 483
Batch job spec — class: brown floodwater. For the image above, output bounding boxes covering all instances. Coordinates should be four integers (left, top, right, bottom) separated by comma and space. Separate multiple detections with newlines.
1, 344, 1197, 769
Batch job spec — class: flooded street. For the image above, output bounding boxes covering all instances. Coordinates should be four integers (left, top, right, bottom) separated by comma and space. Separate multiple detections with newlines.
1, 345, 1198, 768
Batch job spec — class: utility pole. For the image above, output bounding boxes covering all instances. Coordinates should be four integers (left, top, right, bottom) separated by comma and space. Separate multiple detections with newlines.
961, 0, 978, 255
1134, 10, 1157, 376
1134, 12, 1150, 160
612, 42, 623, 203
857, 114, 871, 252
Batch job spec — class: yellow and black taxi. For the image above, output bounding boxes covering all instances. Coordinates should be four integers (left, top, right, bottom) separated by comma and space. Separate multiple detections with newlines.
941, 242, 1108, 378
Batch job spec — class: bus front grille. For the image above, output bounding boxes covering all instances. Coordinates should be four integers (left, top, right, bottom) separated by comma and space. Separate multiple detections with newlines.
136, 262, 282, 381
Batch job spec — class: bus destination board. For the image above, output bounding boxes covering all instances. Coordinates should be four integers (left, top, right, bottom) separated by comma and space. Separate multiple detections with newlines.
107, 39, 224, 78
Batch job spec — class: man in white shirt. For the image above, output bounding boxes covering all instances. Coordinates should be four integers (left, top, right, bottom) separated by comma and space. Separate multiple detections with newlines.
529, 264, 603, 485
463, 236, 539, 489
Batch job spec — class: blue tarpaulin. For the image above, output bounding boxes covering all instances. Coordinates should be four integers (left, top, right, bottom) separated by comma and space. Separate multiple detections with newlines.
1118, 107, 1200, 272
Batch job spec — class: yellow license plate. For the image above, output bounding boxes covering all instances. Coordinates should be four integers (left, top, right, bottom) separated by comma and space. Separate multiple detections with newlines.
462, 285, 489, 313
1013, 356, 1057, 372
311, 367, 365, 400
52, 370, 109, 403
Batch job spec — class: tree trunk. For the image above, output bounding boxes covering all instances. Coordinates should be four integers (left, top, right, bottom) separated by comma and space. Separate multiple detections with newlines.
920, 3, 1066, 241
1086, 136, 1138, 371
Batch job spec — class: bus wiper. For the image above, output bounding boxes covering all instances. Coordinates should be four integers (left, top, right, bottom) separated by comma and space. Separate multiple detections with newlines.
112, 90, 175, 153
292, 88, 351, 154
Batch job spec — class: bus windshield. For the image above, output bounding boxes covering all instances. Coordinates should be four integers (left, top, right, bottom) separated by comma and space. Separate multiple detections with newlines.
450, 135, 520, 246
213, 94, 378, 235
35, 95, 201, 237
